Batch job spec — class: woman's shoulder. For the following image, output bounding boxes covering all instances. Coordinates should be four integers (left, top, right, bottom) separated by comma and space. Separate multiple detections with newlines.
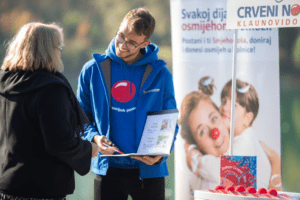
37, 84, 69, 102
33, 72, 71, 101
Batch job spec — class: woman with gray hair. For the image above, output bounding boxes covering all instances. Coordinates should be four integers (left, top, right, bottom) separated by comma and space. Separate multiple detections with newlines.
0, 22, 102, 200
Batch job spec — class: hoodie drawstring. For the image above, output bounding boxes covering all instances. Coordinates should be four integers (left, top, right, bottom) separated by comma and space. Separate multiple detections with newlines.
130, 66, 135, 95
140, 177, 144, 189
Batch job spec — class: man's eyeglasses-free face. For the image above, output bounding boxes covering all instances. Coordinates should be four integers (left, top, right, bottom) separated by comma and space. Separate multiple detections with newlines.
116, 32, 147, 51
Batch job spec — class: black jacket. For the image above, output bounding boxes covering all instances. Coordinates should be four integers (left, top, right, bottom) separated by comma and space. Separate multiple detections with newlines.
0, 69, 92, 198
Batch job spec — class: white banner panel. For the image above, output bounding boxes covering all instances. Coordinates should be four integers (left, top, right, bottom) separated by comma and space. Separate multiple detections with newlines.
227, 0, 300, 29
171, 0, 281, 199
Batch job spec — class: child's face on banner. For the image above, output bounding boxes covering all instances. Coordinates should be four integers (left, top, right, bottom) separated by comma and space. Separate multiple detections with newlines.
189, 99, 230, 156
219, 96, 248, 136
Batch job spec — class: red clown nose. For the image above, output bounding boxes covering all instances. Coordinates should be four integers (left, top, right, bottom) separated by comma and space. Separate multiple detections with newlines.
211, 128, 220, 140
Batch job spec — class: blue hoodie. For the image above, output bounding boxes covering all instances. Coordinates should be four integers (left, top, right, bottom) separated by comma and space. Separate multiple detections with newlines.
77, 38, 178, 178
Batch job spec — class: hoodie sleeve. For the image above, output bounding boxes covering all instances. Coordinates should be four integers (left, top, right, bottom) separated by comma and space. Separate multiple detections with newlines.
76, 62, 101, 142
160, 69, 179, 164
37, 85, 92, 176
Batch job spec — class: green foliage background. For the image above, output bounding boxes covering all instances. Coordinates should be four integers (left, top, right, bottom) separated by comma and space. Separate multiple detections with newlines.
1, 0, 300, 199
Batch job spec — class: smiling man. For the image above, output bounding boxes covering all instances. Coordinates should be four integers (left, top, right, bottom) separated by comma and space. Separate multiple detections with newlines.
77, 7, 178, 200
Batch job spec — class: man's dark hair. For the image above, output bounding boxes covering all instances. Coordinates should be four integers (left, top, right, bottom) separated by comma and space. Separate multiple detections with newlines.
122, 8, 155, 39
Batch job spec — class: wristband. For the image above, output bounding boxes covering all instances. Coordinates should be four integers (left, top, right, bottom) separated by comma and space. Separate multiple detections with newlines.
191, 152, 200, 172
188, 144, 198, 153
271, 174, 282, 188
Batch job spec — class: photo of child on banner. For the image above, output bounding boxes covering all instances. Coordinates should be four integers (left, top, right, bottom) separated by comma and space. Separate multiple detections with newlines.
179, 76, 282, 200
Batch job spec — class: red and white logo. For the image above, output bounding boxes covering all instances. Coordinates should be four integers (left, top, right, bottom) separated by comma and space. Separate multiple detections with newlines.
291, 4, 300, 16
112, 81, 136, 103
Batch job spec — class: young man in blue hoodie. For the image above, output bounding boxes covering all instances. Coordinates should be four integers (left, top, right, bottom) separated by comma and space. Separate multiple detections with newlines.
77, 7, 178, 200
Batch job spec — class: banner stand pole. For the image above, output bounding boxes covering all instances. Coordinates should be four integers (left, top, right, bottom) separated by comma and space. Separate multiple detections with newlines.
229, 29, 238, 156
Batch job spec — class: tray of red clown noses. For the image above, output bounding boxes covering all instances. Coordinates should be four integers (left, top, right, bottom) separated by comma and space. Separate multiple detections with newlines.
196, 185, 297, 199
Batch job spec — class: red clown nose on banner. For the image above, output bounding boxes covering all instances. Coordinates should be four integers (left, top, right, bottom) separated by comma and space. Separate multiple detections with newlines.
291, 4, 300, 16
211, 128, 220, 140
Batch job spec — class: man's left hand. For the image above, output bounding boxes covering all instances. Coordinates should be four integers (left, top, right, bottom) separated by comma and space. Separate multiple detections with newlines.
131, 156, 163, 165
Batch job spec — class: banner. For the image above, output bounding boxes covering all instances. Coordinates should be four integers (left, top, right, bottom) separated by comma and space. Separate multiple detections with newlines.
170, 0, 281, 199
227, 0, 300, 29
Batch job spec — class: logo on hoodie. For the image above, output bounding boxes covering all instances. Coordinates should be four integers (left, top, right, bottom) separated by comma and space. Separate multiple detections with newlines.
112, 81, 136, 103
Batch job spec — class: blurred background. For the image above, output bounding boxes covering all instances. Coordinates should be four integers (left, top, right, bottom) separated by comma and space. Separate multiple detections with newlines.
1, 0, 300, 200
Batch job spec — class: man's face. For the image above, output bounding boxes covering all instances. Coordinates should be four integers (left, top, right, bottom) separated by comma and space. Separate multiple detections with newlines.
115, 22, 148, 64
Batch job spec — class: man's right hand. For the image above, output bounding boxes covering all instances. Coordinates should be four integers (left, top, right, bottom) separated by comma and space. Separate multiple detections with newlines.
93, 135, 117, 155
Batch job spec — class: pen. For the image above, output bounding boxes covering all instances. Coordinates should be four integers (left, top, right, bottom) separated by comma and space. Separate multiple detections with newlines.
102, 143, 125, 155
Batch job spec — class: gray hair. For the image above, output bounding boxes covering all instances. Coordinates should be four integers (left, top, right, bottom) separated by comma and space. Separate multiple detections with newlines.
1, 22, 64, 73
